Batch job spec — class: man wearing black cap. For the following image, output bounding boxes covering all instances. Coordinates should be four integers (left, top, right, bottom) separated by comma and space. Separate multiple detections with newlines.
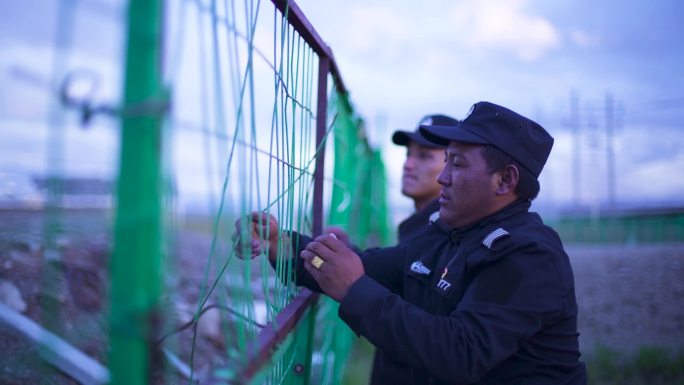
363, 114, 458, 384
326, 114, 458, 247
322, 114, 458, 383
325, 114, 458, 384
237, 101, 586, 384
391, 114, 459, 242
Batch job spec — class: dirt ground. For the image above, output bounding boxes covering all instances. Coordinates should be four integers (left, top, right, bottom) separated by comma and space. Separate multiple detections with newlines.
0, 211, 231, 384
1, 209, 683, 383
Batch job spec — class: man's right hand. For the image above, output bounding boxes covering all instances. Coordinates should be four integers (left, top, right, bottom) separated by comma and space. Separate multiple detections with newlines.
322, 226, 352, 248
233, 212, 281, 262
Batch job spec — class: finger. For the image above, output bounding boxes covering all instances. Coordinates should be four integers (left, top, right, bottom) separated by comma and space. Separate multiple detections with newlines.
251, 212, 280, 240
234, 213, 260, 240
305, 241, 336, 262
304, 241, 329, 259
307, 236, 346, 259
231, 232, 254, 247
247, 238, 261, 253
250, 211, 271, 223
233, 237, 259, 260
234, 212, 268, 240
300, 249, 317, 263
251, 212, 276, 233
232, 212, 264, 224
322, 227, 344, 238
303, 259, 319, 277
313, 233, 345, 252
231, 230, 249, 243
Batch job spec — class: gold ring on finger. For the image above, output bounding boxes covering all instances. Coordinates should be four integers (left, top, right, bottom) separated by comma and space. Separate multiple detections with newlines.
311, 255, 324, 269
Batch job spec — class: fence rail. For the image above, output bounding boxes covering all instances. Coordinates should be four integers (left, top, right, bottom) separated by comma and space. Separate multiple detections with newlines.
552, 207, 684, 243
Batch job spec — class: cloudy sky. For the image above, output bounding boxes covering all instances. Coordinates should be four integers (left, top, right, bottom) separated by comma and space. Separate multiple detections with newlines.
293, 0, 684, 216
1, 0, 683, 219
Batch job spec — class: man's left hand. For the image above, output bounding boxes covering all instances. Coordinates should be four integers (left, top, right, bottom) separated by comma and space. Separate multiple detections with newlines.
300, 234, 364, 302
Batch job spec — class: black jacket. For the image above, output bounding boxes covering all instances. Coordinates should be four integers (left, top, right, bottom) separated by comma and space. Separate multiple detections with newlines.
369, 198, 441, 385
290, 201, 587, 385
397, 199, 441, 243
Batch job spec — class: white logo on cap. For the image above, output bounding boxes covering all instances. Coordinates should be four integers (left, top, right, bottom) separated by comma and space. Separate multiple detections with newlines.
464, 105, 476, 120
420, 117, 433, 126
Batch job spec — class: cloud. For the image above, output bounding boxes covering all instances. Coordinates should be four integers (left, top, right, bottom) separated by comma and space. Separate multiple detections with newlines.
324, 1, 563, 62
345, 5, 412, 54
448, 0, 561, 61
622, 151, 684, 202
568, 28, 601, 48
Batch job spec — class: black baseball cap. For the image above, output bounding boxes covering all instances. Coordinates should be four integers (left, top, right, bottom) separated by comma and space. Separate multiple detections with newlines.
392, 114, 460, 149
419, 101, 553, 178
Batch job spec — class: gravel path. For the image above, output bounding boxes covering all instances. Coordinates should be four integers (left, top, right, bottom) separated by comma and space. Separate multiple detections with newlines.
1, 209, 682, 382
568, 243, 684, 357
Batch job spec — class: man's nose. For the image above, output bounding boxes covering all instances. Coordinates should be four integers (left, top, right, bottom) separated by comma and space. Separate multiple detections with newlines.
437, 165, 449, 185
403, 156, 415, 171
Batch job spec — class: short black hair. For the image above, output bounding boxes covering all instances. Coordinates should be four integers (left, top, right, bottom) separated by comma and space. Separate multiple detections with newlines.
480, 145, 540, 201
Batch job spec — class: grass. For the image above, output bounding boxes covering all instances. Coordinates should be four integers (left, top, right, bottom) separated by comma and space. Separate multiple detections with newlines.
588, 345, 684, 385
342, 338, 375, 385
340, 342, 684, 385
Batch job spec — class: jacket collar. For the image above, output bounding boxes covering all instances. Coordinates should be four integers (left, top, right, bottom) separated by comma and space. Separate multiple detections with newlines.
407, 200, 531, 280
399, 199, 440, 231
447, 200, 531, 243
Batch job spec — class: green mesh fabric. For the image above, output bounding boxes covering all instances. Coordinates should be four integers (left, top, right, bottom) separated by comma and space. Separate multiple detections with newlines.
328, 92, 392, 249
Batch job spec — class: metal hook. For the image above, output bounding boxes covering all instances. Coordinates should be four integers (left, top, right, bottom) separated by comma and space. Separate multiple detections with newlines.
60, 70, 170, 127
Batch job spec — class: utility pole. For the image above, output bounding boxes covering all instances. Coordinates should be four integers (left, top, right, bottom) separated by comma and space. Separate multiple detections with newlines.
605, 92, 616, 207
570, 90, 581, 209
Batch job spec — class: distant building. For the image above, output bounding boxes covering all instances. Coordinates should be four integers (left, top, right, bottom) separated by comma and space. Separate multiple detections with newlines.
0, 173, 113, 209
0, 173, 43, 209
32, 176, 113, 209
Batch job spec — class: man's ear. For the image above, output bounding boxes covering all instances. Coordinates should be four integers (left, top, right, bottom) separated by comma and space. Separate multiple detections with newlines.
495, 164, 519, 195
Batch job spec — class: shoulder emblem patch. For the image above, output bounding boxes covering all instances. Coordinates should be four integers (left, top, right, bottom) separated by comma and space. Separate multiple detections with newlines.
482, 228, 510, 249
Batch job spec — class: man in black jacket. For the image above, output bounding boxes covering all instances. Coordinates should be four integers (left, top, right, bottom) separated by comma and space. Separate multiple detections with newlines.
239, 101, 587, 384
391, 114, 458, 242
373, 114, 458, 384
325, 114, 458, 384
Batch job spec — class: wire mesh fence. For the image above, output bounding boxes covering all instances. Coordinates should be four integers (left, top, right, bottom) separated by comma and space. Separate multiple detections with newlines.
0, 0, 390, 384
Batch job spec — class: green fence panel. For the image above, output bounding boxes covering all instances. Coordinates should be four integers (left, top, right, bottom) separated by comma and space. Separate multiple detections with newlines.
0, 1, 392, 385
551, 209, 684, 244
